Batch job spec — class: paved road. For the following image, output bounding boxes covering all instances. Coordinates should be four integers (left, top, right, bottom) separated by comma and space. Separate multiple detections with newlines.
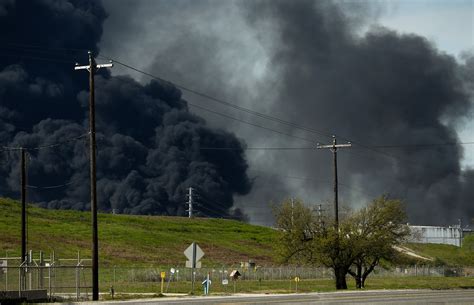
71, 289, 474, 305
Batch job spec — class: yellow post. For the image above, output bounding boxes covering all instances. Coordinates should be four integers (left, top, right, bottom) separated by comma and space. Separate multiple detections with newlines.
161, 271, 166, 294
294, 276, 300, 293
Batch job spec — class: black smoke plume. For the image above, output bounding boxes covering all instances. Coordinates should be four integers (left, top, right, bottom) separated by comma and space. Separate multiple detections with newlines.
0, 0, 251, 217
97, 0, 473, 225
243, 0, 474, 225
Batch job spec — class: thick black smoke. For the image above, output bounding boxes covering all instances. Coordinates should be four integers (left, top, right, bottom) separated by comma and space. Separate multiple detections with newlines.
0, 0, 251, 217
243, 0, 474, 225
97, 0, 473, 225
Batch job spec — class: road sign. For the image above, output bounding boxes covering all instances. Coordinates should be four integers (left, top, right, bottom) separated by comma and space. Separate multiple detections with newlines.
294, 276, 300, 282
184, 242, 205, 294
222, 279, 229, 285
185, 260, 202, 268
161, 271, 166, 278
184, 243, 204, 262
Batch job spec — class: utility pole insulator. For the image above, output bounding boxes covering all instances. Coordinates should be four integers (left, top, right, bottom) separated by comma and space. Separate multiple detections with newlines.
317, 136, 351, 230
75, 51, 113, 301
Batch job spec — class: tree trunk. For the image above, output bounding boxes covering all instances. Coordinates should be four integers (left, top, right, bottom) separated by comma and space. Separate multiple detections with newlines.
356, 264, 362, 289
361, 258, 378, 289
334, 266, 348, 289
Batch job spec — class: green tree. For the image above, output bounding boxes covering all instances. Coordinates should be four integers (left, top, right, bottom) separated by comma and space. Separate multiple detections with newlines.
274, 199, 320, 265
274, 199, 357, 289
274, 196, 409, 290
347, 196, 410, 288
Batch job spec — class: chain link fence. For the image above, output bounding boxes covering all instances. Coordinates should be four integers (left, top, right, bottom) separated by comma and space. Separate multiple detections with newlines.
0, 254, 92, 301
0, 253, 472, 301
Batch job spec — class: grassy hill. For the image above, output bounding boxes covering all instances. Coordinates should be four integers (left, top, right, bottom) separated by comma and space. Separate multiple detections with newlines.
1, 197, 473, 268
0, 198, 277, 266
404, 236, 474, 267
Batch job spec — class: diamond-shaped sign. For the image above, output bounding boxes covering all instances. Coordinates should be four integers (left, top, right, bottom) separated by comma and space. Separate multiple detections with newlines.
185, 260, 202, 268
184, 242, 204, 262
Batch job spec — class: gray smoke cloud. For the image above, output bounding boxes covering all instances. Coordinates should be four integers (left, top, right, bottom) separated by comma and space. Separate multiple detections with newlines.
0, 0, 251, 218
99, 0, 474, 226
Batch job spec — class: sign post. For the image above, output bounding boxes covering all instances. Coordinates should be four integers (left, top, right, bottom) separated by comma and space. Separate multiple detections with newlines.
166, 268, 175, 293
202, 273, 211, 295
160, 271, 166, 294
184, 242, 204, 294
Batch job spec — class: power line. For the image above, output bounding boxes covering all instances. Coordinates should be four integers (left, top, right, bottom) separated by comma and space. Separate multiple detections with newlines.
27, 178, 80, 190
99, 54, 330, 140
1, 133, 88, 152
369, 142, 474, 149
200, 141, 474, 151
2, 42, 88, 53
5, 46, 471, 168
102, 55, 474, 167
200, 147, 314, 150
187, 102, 315, 143
249, 169, 377, 198
0, 52, 76, 64
4, 47, 466, 164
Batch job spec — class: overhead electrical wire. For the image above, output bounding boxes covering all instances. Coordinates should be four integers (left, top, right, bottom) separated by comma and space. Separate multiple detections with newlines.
200, 147, 314, 150
187, 102, 316, 143
98, 54, 468, 167
0, 52, 75, 64
249, 169, 377, 198
97, 55, 334, 139
27, 178, 79, 190
0, 43, 86, 64
1, 133, 88, 152
2, 42, 88, 53
4, 45, 470, 155
3, 44, 473, 170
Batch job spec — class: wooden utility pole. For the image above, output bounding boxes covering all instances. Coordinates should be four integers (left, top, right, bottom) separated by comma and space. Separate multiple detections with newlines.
75, 51, 112, 301
20, 148, 27, 264
317, 136, 351, 229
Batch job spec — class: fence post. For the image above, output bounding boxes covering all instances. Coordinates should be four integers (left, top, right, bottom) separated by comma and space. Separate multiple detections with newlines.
39, 251, 44, 289
75, 264, 80, 300
18, 266, 22, 298
48, 265, 51, 300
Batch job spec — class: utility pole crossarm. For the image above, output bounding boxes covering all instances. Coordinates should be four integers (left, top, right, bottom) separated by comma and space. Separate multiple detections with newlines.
317, 140, 352, 149
317, 143, 352, 149
75, 63, 113, 71
96, 63, 113, 69
74, 65, 89, 71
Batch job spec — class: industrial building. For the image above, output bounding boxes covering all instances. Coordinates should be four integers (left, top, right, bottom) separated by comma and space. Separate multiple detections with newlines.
408, 225, 468, 247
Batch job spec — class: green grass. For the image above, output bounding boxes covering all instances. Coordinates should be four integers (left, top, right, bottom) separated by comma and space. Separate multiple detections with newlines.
1, 197, 474, 269
404, 237, 474, 267
0, 197, 276, 266
104, 277, 474, 296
